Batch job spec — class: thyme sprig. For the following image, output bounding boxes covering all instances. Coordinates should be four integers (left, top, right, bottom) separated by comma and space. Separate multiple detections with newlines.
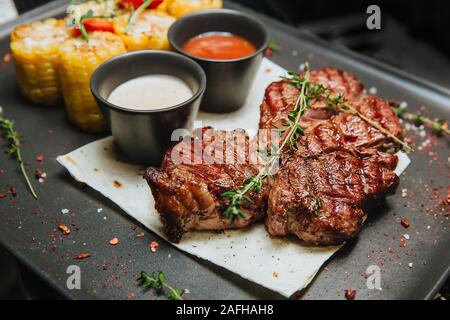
283, 73, 414, 153
0, 115, 37, 199
139, 271, 185, 300
222, 65, 312, 224
66, 8, 94, 41
389, 101, 449, 135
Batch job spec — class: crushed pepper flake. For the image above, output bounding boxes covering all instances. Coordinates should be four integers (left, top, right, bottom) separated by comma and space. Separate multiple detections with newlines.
149, 241, 159, 253
3, 53, 12, 63
9, 187, 17, 197
59, 224, 71, 235
109, 237, 119, 245
36, 155, 44, 162
35, 169, 43, 179
0, 193, 7, 199
136, 232, 145, 238
113, 180, 122, 188
74, 253, 92, 260
400, 217, 410, 228
345, 289, 357, 300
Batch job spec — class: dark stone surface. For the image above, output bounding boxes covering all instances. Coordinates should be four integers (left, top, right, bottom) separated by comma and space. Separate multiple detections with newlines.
0, 1, 448, 300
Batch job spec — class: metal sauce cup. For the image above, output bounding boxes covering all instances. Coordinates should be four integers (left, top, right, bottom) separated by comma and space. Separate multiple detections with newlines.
168, 9, 269, 113
90, 50, 206, 165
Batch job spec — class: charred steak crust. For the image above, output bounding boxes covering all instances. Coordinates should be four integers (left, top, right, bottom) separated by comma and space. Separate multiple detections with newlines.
260, 68, 403, 152
267, 149, 399, 245
144, 128, 268, 242
261, 67, 403, 245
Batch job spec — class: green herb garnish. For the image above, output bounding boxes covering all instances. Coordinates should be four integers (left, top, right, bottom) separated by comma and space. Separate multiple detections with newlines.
139, 271, 185, 300
389, 101, 449, 135
0, 115, 37, 199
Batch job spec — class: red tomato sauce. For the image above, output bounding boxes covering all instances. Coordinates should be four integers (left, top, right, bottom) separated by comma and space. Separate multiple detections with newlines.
182, 32, 257, 60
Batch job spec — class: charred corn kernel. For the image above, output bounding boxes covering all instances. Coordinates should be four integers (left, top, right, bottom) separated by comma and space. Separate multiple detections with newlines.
166, 0, 222, 18
58, 32, 126, 133
113, 10, 175, 51
10, 19, 70, 106
66, 0, 119, 19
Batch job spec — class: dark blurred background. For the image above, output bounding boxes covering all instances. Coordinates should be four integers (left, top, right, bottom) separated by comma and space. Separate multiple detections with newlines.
1, 0, 448, 300
9, 0, 450, 87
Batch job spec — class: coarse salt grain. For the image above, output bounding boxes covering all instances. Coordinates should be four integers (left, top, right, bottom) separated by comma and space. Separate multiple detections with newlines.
369, 87, 377, 95
97, 208, 103, 213
408, 263, 413, 268
403, 234, 410, 240
61, 208, 69, 214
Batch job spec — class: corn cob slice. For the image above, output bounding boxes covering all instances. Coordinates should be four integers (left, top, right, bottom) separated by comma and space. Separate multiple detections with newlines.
58, 31, 126, 133
66, 0, 120, 19
113, 10, 175, 51
166, 0, 223, 18
10, 18, 70, 106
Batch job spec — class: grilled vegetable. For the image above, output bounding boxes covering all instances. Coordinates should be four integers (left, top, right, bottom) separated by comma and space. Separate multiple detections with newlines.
66, 0, 120, 19
72, 17, 115, 37
113, 10, 175, 51
58, 31, 126, 133
166, 0, 222, 18
10, 18, 70, 106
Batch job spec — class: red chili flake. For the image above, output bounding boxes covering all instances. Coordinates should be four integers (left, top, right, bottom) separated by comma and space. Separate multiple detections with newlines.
345, 289, 357, 300
3, 53, 12, 63
113, 180, 122, 188
136, 232, 145, 238
9, 187, 17, 197
149, 241, 159, 253
400, 236, 408, 248
59, 224, 71, 235
400, 217, 410, 228
35, 169, 43, 179
264, 48, 273, 57
36, 155, 44, 162
109, 237, 119, 245
74, 253, 92, 260
0, 193, 6, 199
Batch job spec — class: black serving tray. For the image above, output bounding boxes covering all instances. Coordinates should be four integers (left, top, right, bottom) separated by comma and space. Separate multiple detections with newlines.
0, 0, 448, 300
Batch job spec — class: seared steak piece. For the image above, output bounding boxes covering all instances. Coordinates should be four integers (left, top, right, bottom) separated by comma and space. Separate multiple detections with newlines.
260, 68, 364, 131
259, 68, 403, 152
267, 149, 399, 245
144, 128, 267, 242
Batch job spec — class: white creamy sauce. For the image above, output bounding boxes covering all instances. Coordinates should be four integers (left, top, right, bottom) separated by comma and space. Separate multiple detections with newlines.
108, 75, 193, 110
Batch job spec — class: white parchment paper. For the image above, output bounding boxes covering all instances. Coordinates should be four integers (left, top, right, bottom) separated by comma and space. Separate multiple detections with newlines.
57, 58, 410, 297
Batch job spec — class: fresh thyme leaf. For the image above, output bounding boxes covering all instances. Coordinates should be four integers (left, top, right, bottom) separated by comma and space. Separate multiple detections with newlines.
0, 114, 37, 199
139, 271, 185, 300
388, 100, 449, 135
268, 40, 281, 51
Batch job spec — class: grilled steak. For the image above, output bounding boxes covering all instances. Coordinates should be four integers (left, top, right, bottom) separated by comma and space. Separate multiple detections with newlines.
261, 67, 403, 245
260, 68, 403, 152
144, 127, 267, 242
267, 149, 399, 245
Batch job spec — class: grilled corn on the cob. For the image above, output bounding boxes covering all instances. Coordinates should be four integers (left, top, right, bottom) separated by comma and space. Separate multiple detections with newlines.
10, 18, 70, 106
166, 0, 223, 18
58, 31, 126, 133
113, 10, 175, 51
